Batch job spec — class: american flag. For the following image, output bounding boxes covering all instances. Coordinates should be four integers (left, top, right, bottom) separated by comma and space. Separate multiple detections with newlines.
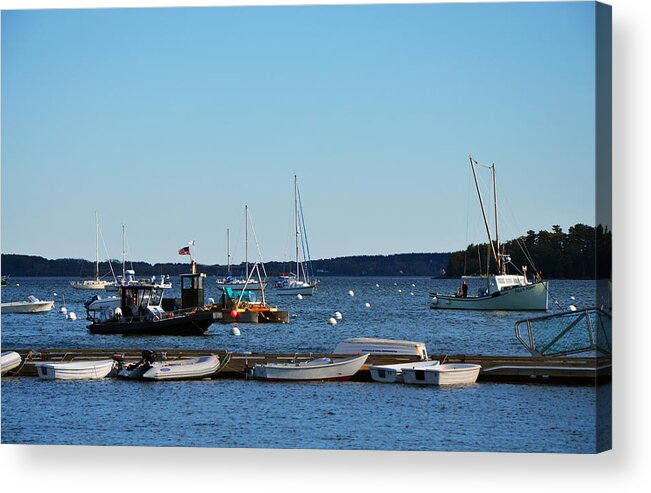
178, 246, 191, 255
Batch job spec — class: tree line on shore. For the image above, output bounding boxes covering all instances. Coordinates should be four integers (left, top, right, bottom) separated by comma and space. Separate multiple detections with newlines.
444, 223, 611, 280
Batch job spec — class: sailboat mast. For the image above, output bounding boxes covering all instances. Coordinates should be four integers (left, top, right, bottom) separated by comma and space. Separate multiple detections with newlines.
121, 224, 126, 279
226, 228, 231, 274
294, 175, 300, 281
469, 156, 498, 270
492, 164, 501, 274
245, 205, 249, 278
95, 211, 99, 280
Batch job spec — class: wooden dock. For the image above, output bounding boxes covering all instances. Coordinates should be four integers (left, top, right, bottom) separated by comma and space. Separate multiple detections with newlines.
2, 348, 611, 385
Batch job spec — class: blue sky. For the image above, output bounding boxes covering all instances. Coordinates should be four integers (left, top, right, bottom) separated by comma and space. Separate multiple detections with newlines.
1, 2, 597, 265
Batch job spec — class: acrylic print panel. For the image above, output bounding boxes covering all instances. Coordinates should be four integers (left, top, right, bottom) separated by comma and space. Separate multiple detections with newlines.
0, 1, 611, 453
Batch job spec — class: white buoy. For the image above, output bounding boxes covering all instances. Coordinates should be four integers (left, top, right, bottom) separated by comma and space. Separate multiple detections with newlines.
230, 327, 241, 336
334, 311, 342, 320
394, 282, 397, 286
569, 305, 577, 312
364, 302, 371, 308
208, 297, 215, 304
375, 284, 380, 288
59, 306, 68, 314
410, 292, 414, 296
53, 292, 57, 296
296, 294, 303, 300
398, 289, 402, 293
328, 317, 337, 326
411, 283, 416, 287
570, 296, 576, 301
16, 283, 20, 287
348, 290, 354, 297
67, 312, 77, 321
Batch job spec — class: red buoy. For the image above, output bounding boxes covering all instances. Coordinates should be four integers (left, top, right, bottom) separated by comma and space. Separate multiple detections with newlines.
230, 309, 238, 319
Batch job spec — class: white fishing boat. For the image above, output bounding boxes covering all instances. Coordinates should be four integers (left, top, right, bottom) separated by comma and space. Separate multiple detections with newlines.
368, 360, 440, 383
34, 359, 117, 380
275, 176, 318, 296
1, 296, 54, 314
1, 351, 22, 375
70, 212, 111, 290
402, 363, 481, 385
430, 156, 548, 311
253, 353, 369, 382
334, 338, 429, 359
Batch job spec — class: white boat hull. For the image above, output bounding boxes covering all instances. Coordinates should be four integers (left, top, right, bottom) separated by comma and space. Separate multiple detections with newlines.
1, 300, 54, 314
35, 360, 116, 380
430, 282, 548, 311
334, 338, 428, 359
369, 360, 440, 383
70, 279, 110, 290
142, 355, 221, 380
275, 284, 317, 296
253, 354, 369, 381
402, 363, 481, 385
1, 351, 22, 375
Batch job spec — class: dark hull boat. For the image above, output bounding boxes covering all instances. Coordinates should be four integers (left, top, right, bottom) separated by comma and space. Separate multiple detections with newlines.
88, 310, 215, 336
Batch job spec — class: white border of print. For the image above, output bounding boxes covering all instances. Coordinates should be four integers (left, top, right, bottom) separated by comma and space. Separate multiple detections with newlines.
1, 0, 649, 492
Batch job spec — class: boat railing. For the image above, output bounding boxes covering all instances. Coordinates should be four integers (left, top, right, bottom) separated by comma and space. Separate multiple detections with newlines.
515, 307, 611, 357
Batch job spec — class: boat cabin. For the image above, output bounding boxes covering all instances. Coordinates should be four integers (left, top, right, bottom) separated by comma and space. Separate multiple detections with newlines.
120, 284, 164, 318
180, 272, 206, 309
462, 274, 529, 297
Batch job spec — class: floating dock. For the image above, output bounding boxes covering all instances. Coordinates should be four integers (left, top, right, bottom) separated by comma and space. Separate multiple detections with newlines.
3, 348, 610, 385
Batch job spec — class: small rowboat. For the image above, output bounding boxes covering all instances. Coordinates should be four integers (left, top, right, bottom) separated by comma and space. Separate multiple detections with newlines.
34, 359, 117, 380
368, 360, 440, 384
253, 353, 369, 382
402, 363, 481, 386
142, 355, 221, 381
1, 351, 22, 375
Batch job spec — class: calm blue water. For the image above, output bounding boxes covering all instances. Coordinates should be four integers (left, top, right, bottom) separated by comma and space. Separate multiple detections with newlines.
1, 277, 606, 452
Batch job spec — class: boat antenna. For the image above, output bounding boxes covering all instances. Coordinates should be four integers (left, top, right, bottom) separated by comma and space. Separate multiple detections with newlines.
246, 208, 269, 280
469, 155, 498, 270
226, 228, 231, 275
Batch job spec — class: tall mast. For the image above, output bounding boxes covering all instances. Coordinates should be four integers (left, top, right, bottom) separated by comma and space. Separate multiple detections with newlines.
121, 224, 126, 279
226, 228, 231, 274
492, 163, 501, 274
294, 175, 300, 281
95, 211, 99, 280
245, 205, 249, 278
469, 156, 498, 270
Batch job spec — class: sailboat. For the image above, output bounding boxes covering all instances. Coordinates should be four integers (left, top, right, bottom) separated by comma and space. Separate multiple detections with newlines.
429, 156, 548, 311
70, 212, 111, 290
275, 176, 318, 296
216, 207, 267, 292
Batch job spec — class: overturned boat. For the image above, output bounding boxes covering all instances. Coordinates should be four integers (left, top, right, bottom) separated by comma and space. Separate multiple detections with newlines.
334, 338, 428, 359
1, 351, 22, 375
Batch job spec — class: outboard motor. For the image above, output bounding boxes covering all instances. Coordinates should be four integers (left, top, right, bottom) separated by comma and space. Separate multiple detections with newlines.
142, 350, 158, 365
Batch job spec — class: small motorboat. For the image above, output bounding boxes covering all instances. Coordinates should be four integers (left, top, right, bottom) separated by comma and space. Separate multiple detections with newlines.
402, 363, 481, 386
1, 296, 54, 314
334, 338, 429, 359
34, 359, 117, 380
253, 353, 369, 382
1, 351, 22, 375
117, 350, 222, 381
368, 360, 440, 384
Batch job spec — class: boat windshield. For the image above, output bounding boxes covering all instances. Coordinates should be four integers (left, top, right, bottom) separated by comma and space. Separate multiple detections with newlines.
149, 288, 163, 306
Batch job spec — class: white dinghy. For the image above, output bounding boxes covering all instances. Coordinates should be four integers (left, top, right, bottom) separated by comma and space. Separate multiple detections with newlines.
369, 360, 440, 384
1, 296, 54, 314
402, 363, 481, 386
35, 359, 117, 380
142, 355, 221, 381
253, 353, 369, 382
1, 351, 22, 375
